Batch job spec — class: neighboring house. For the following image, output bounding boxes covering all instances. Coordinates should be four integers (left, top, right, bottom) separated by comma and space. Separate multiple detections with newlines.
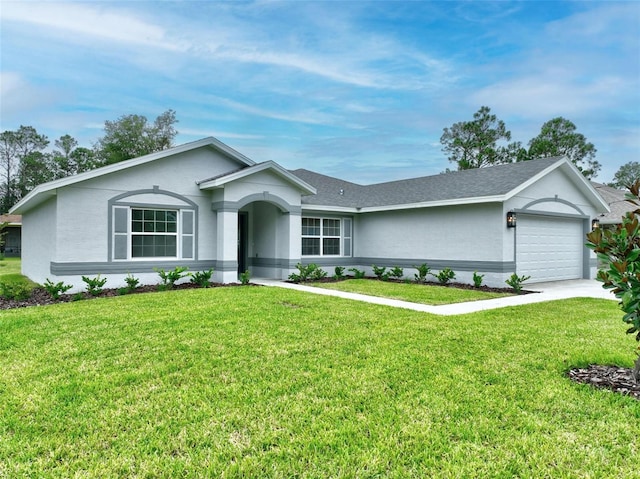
591, 182, 637, 226
10, 137, 609, 291
0, 214, 22, 257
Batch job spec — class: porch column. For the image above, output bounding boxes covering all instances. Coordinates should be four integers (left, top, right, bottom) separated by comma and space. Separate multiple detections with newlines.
281, 211, 302, 280
216, 208, 239, 283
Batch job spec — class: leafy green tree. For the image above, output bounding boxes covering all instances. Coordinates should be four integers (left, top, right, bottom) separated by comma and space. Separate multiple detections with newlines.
609, 161, 640, 189
51, 135, 98, 177
95, 109, 178, 166
586, 180, 640, 383
0, 126, 49, 212
440, 106, 522, 170
16, 151, 56, 199
527, 117, 600, 179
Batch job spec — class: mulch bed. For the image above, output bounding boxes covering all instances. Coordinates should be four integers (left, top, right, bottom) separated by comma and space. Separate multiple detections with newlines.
567, 365, 640, 400
0, 282, 255, 311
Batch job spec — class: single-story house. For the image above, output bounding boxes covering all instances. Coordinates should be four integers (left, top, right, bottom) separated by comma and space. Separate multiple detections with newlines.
10, 137, 609, 291
0, 214, 22, 257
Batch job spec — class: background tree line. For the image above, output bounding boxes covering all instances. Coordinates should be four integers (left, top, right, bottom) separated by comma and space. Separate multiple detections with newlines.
440, 106, 638, 187
1, 106, 637, 213
0, 110, 177, 213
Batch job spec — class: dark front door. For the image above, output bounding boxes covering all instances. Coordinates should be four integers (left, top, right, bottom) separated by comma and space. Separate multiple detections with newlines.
237, 212, 248, 274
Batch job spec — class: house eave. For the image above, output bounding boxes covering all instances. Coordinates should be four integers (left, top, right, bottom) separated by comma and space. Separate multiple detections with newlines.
301, 195, 506, 214
10, 137, 256, 214
198, 161, 317, 195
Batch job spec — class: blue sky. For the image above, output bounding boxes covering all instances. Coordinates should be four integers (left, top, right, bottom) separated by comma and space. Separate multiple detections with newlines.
1, 1, 639, 184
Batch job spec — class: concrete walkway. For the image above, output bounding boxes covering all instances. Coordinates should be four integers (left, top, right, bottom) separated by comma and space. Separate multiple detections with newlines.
253, 278, 617, 316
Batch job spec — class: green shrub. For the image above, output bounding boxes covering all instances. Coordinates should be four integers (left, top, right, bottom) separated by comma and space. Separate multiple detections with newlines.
586, 179, 640, 382
0, 281, 32, 300
239, 270, 251, 285
82, 275, 108, 296
43, 279, 73, 299
435, 267, 456, 284
124, 273, 140, 292
348, 267, 365, 279
389, 266, 404, 280
413, 263, 431, 283
191, 269, 213, 288
333, 266, 346, 280
505, 273, 530, 294
372, 265, 389, 281
155, 266, 190, 289
288, 263, 327, 283
473, 271, 485, 288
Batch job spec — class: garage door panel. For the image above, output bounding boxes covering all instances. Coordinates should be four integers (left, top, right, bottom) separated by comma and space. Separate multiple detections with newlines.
516, 215, 583, 283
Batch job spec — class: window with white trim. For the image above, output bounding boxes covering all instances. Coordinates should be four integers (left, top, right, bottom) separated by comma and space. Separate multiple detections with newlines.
131, 209, 177, 257
112, 206, 194, 260
302, 217, 350, 256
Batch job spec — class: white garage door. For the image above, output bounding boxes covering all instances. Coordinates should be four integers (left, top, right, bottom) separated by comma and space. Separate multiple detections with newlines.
516, 215, 584, 283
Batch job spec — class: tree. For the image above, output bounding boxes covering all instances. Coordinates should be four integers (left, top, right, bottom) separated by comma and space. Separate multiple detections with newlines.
440, 106, 521, 170
609, 161, 640, 189
0, 126, 49, 212
51, 135, 98, 177
15, 151, 56, 199
527, 117, 600, 179
586, 180, 640, 382
94, 109, 178, 166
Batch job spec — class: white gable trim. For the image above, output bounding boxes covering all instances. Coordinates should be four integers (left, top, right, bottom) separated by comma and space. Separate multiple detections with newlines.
504, 157, 610, 212
10, 137, 255, 214
197, 161, 317, 195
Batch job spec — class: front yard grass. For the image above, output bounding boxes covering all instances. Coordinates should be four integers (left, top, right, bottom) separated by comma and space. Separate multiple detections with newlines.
310, 278, 512, 304
1, 287, 638, 477
0, 257, 22, 277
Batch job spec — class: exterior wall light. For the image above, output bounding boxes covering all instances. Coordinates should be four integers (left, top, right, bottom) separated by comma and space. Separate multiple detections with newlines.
592, 218, 600, 230
506, 211, 517, 228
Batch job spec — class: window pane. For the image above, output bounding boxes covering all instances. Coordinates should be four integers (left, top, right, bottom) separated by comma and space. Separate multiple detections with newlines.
144, 221, 155, 232
144, 210, 154, 220
156, 211, 166, 221
302, 238, 320, 256
323, 219, 340, 236
302, 218, 320, 236
132, 210, 143, 221
131, 235, 177, 257
323, 238, 340, 255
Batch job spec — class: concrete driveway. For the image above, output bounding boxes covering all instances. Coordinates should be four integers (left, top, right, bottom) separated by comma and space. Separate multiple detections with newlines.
254, 278, 617, 316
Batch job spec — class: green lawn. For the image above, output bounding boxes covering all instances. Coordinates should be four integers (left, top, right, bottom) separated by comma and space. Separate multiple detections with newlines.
1, 287, 638, 477
310, 278, 512, 304
0, 257, 21, 276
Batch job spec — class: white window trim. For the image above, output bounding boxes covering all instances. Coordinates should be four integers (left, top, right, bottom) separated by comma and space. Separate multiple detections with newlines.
131, 207, 180, 260
113, 206, 195, 261
301, 216, 350, 257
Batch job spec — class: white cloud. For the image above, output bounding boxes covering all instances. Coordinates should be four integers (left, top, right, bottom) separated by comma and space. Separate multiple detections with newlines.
0, 1, 183, 51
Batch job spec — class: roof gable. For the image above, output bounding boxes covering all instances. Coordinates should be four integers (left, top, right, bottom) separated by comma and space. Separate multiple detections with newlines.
10, 137, 255, 214
198, 161, 316, 195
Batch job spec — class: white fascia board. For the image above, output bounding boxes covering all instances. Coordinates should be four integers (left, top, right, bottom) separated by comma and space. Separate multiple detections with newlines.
198, 161, 317, 195
10, 137, 256, 214
301, 205, 360, 214
357, 195, 506, 213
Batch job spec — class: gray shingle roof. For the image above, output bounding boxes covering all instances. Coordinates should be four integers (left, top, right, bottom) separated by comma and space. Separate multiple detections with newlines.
292, 157, 563, 208
591, 182, 637, 224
